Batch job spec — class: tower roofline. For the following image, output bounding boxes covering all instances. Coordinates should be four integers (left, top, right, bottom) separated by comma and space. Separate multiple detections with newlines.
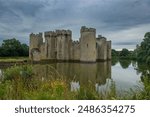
80, 26, 96, 33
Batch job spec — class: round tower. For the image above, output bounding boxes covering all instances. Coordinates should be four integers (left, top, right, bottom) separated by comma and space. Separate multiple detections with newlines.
80, 26, 96, 62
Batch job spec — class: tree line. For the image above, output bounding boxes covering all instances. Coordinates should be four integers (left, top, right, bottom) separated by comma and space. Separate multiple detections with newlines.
112, 48, 136, 60
0, 38, 29, 57
112, 32, 150, 65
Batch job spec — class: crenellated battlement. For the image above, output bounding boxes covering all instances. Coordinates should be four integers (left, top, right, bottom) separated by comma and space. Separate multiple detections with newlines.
44, 31, 56, 37
56, 29, 72, 35
30, 32, 42, 38
97, 35, 106, 41
72, 40, 80, 45
80, 26, 96, 33
29, 26, 111, 62
44, 29, 72, 37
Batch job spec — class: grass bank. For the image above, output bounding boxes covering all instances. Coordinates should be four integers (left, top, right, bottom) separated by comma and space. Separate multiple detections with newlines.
0, 57, 28, 62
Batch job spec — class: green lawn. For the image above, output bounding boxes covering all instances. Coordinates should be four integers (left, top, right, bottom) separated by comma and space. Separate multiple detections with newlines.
0, 57, 29, 62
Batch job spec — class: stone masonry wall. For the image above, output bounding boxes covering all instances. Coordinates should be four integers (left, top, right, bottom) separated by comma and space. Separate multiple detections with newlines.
96, 35, 107, 61
80, 26, 96, 62
29, 26, 111, 62
29, 33, 43, 59
72, 41, 80, 61
107, 41, 111, 60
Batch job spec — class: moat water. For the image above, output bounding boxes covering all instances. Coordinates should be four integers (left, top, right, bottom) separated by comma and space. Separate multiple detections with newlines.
0, 59, 147, 95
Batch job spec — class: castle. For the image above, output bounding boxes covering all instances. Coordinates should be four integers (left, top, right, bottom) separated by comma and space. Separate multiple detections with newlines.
29, 26, 111, 62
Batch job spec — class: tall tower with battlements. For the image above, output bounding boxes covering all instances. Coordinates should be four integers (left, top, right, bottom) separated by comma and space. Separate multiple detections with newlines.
80, 26, 97, 62
29, 33, 43, 60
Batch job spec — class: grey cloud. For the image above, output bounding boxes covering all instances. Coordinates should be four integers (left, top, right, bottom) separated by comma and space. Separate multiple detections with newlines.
113, 41, 138, 46
85, 0, 150, 31
0, 0, 149, 49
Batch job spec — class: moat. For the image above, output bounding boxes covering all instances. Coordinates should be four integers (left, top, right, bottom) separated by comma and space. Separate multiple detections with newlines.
0, 59, 144, 96
31, 60, 142, 93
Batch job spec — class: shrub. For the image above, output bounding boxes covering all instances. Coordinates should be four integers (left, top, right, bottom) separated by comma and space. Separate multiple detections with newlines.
3, 65, 33, 81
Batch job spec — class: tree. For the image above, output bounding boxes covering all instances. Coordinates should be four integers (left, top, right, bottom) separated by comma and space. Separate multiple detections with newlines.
112, 49, 119, 57
119, 48, 130, 58
20, 44, 29, 56
0, 38, 29, 57
137, 32, 150, 64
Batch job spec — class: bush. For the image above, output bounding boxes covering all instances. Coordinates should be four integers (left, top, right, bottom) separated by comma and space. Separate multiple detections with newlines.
3, 65, 33, 81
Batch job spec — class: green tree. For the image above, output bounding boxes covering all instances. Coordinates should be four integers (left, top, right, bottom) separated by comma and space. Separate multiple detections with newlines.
20, 44, 29, 56
119, 48, 130, 58
137, 32, 150, 64
0, 38, 29, 57
112, 49, 119, 57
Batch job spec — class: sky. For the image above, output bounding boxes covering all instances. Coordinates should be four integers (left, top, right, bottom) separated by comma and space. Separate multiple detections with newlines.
0, 0, 150, 50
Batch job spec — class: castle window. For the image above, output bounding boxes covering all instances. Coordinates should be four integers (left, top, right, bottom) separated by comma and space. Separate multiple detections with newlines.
87, 44, 88, 48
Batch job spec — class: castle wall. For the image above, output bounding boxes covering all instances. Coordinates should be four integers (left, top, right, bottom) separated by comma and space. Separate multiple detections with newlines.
56, 30, 72, 60
70, 41, 74, 60
40, 43, 46, 60
96, 37, 107, 61
44, 33, 49, 58
80, 26, 96, 62
72, 41, 80, 61
29, 33, 43, 59
65, 30, 72, 60
107, 41, 111, 60
68, 39, 72, 60
61, 30, 69, 60
29, 26, 111, 62
31, 49, 41, 61
44, 31, 57, 59
56, 30, 63, 60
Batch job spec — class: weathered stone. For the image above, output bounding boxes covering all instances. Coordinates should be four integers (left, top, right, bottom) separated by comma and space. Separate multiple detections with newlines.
29, 26, 111, 62
80, 26, 96, 62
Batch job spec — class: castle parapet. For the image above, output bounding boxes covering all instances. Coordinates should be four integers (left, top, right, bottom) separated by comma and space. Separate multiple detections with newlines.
97, 35, 107, 41
44, 31, 56, 37
66, 30, 72, 35
80, 26, 96, 33
56, 29, 72, 36
30, 32, 42, 38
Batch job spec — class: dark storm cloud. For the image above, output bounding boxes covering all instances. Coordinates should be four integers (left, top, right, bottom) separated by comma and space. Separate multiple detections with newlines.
84, 0, 150, 31
0, 0, 150, 49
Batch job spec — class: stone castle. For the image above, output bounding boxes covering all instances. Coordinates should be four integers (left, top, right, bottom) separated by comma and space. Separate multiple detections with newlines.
29, 26, 111, 62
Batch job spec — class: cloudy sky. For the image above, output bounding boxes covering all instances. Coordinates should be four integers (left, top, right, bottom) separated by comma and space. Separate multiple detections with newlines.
0, 0, 150, 49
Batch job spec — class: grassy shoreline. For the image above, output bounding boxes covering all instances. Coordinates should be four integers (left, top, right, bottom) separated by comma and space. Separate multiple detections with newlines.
0, 57, 28, 62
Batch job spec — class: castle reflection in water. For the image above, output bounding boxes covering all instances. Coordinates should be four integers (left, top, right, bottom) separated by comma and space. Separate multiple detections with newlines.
33, 61, 111, 94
